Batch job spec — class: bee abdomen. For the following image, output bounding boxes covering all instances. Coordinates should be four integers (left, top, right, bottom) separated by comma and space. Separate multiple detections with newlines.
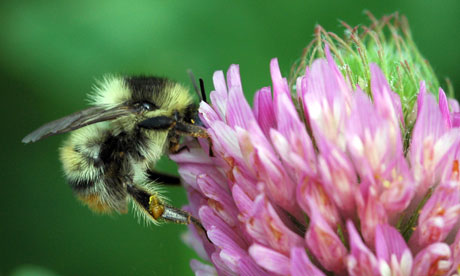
60, 140, 103, 193
68, 178, 95, 191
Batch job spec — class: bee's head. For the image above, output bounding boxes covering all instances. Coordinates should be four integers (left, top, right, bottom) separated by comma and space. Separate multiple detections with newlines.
90, 76, 197, 133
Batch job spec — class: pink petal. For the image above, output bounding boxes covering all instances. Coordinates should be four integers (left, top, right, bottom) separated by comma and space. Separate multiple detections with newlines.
270, 130, 314, 185
177, 163, 227, 191
210, 70, 228, 121
199, 101, 221, 128
347, 87, 403, 171
190, 259, 218, 276
186, 187, 208, 218
197, 175, 238, 227
235, 126, 266, 180
238, 256, 268, 276
225, 65, 257, 130
306, 205, 347, 273
412, 90, 448, 151
270, 58, 291, 105
249, 244, 290, 275
249, 195, 305, 255
219, 248, 246, 273
251, 138, 298, 214
375, 224, 413, 276
439, 88, 452, 128
356, 183, 388, 245
417, 81, 426, 118
410, 181, 460, 250
226, 64, 242, 90
208, 121, 244, 166
375, 224, 410, 263
449, 229, 460, 275
290, 247, 326, 276
226, 87, 256, 130
253, 87, 276, 138
297, 71, 311, 124
231, 184, 254, 218
346, 220, 379, 276
268, 60, 317, 180
297, 177, 342, 229
412, 243, 452, 276
449, 98, 460, 113
370, 63, 404, 126
245, 196, 270, 248
182, 226, 209, 261
410, 89, 460, 196
232, 167, 258, 200
211, 251, 235, 276
318, 141, 357, 217
302, 57, 351, 151
452, 113, 460, 128
274, 93, 317, 176
378, 157, 415, 216
447, 99, 460, 127
324, 44, 352, 103
199, 206, 247, 250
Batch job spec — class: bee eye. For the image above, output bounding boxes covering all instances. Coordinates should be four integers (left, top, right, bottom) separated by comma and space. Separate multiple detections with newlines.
135, 101, 158, 111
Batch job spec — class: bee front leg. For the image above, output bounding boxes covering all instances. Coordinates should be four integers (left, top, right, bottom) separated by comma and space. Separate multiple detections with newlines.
168, 133, 190, 154
138, 116, 176, 130
172, 122, 213, 157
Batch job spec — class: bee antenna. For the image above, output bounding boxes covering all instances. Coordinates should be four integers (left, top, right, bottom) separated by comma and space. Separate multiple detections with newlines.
199, 78, 207, 103
187, 69, 202, 101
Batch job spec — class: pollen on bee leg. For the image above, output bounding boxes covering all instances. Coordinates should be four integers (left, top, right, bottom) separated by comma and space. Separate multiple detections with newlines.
148, 195, 165, 220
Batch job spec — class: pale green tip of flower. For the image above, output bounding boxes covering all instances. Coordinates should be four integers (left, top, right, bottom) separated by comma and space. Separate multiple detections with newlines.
289, 12, 452, 124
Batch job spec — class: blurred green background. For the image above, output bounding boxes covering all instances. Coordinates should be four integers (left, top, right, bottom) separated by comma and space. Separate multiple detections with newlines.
1, 0, 458, 275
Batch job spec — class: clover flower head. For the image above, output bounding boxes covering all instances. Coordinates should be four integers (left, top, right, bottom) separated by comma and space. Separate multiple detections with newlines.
172, 13, 460, 275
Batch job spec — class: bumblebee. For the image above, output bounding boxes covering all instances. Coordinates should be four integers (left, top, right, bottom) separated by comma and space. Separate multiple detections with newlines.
22, 75, 207, 229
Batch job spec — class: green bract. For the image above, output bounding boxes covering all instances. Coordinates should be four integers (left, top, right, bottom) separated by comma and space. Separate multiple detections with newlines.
290, 12, 451, 127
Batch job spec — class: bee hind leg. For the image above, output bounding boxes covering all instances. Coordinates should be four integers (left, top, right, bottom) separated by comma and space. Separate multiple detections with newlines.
162, 205, 210, 243
127, 184, 208, 238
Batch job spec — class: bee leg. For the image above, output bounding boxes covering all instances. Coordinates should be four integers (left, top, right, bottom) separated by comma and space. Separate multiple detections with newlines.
172, 122, 214, 157
169, 143, 190, 154
146, 169, 182, 186
162, 204, 202, 228
139, 116, 213, 156
172, 121, 208, 138
162, 205, 210, 243
168, 134, 190, 154
127, 184, 208, 236
138, 116, 176, 130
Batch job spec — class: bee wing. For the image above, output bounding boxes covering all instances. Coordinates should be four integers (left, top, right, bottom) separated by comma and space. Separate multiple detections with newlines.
22, 105, 134, 143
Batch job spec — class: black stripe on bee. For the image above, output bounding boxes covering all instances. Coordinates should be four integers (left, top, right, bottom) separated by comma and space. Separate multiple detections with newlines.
124, 76, 168, 103
68, 178, 95, 191
99, 131, 147, 163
